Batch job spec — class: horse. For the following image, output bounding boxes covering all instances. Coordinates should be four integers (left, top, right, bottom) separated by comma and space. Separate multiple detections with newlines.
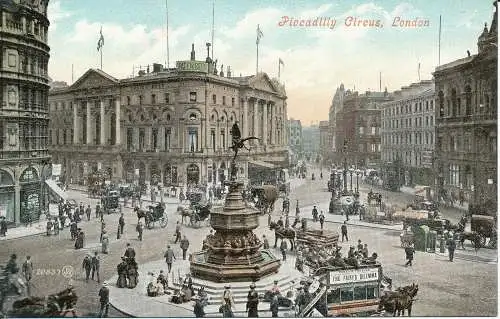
269, 221, 295, 251
457, 231, 482, 251
378, 283, 418, 316
134, 206, 150, 224
177, 206, 194, 225
251, 185, 279, 215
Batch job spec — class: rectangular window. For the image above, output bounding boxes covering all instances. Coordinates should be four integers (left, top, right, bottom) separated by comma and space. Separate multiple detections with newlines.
151, 94, 156, 104
371, 127, 376, 135
127, 128, 133, 151
367, 286, 378, 299
212, 94, 216, 104
165, 93, 170, 104
359, 127, 364, 135
164, 128, 171, 150
232, 97, 235, 106
139, 128, 145, 150
139, 95, 143, 105
152, 128, 158, 149
188, 128, 198, 152
340, 288, 354, 302
327, 288, 340, 304
211, 129, 216, 149
354, 286, 367, 301
220, 130, 225, 149
222, 96, 226, 105
190, 92, 197, 102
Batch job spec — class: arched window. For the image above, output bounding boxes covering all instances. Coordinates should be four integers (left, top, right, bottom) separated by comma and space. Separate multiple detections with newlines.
438, 91, 444, 117
451, 88, 457, 117
465, 86, 472, 115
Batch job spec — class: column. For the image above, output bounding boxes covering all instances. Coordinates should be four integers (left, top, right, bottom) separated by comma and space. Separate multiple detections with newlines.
86, 101, 92, 144
115, 98, 121, 145
253, 100, 259, 139
204, 114, 209, 150
14, 184, 20, 225
133, 127, 139, 151
145, 127, 151, 150
243, 98, 249, 137
73, 102, 78, 144
262, 102, 268, 145
270, 102, 275, 145
159, 127, 165, 151
100, 100, 105, 145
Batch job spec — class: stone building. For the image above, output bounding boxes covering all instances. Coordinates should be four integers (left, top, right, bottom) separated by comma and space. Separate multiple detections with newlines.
288, 118, 302, 162
48, 46, 289, 187
319, 120, 329, 163
380, 80, 435, 187
327, 84, 347, 163
433, 1, 497, 210
335, 90, 393, 168
302, 124, 320, 161
0, 0, 51, 225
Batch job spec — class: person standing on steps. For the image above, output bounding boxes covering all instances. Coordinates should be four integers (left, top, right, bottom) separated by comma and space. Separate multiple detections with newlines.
341, 221, 348, 242
262, 235, 270, 249
312, 206, 318, 222
246, 283, 259, 317
319, 211, 325, 230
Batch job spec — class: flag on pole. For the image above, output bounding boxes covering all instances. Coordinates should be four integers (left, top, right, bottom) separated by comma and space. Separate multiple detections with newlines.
279, 58, 284, 67
256, 24, 263, 44
97, 27, 104, 51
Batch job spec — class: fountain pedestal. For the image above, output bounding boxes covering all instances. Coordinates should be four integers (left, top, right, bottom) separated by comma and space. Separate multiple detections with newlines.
190, 180, 281, 282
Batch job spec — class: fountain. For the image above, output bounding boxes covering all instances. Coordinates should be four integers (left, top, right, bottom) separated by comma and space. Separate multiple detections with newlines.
190, 123, 281, 282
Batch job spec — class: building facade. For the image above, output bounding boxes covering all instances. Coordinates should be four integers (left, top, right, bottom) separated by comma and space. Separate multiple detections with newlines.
380, 80, 435, 188
319, 120, 329, 163
48, 48, 289, 188
0, 0, 51, 225
335, 90, 393, 168
288, 118, 302, 162
328, 84, 347, 163
433, 2, 497, 210
302, 124, 320, 162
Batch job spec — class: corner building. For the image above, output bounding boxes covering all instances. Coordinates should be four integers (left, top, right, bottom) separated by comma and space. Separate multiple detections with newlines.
48, 51, 289, 187
0, 0, 51, 225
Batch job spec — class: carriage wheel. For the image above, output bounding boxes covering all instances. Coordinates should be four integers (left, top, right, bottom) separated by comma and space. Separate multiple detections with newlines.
160, 216, 168, 228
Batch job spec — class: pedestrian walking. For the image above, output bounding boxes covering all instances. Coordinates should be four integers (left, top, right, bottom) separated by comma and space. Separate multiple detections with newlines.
124, 243, 136, 259
270, 293, 279, 317
246, 283, 259, 317
119, 213, 125, 235
447, 237, 456, 262
1, 216, 7, 237
98, 283, 110, 318
6, 254, 22, 295
174, 221, 181, 243
101, 231, 109, 254
341, 221, 348, 242
136, 221, 144, 241
91, 251, 100, 283
312, 205, 318, 222
180, 235, 190, 260
404, 244, 415, 267
179, 190, 185, 203
164, 245, 176, 273
95, 204, 101, 219
82, 254, 92, 282
86, 205, 91, 221
22, 256, 33, 283
100, 221, 106, 243
221, 285, 235, 317
319, 211, 325, 229
280, 240, 288, 261
262, 235, 270, 249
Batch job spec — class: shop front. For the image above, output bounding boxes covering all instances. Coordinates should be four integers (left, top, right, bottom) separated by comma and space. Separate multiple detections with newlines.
0, 169, 15, 223
325, 265, 382, 316
186, 163, 200, 185
19, 167, 42, 224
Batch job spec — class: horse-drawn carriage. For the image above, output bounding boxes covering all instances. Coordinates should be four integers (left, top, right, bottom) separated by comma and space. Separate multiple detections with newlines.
101, 190, 120, 214
469, 214, 497, 248
367, 191, 382, 206
135, 203, 168, 229
8, 287, 78, 317
87, 172, 106, 198
250, 185, 279, 215
328, 194, 356, 215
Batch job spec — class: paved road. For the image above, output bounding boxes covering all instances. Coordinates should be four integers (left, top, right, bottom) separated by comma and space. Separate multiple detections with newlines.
0, 170, 496, 317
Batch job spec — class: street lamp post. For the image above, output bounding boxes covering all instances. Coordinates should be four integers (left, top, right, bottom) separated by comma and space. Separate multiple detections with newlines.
355, 169, 362, 193
349, 168, 354, 192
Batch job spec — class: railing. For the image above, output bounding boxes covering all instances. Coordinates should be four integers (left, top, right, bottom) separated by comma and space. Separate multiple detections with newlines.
0, 149, 50, 160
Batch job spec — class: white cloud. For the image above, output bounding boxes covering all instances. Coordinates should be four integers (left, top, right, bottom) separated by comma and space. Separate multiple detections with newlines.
47, 0, 72, 31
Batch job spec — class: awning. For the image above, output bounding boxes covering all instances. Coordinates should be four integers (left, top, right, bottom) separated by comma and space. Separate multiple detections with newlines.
248, 160, 276, 169
45, 179, 68, 201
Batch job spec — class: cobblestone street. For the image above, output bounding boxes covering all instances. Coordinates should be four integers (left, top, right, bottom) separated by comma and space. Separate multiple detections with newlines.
0, 172, 497, 317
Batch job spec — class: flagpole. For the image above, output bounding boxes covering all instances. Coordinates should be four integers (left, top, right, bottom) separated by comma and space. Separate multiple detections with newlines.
256, 40, 259, 75
211, 0, 215, 59
438, 15, 442, 66
166, 0, 170, 69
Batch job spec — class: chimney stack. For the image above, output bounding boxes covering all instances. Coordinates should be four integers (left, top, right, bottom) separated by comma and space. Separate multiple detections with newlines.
227, 66, 231, 77
190, 43, 196, 61
220, 64, 224, 77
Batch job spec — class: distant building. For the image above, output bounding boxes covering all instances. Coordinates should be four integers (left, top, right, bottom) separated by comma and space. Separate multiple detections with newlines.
288, 118, 302, 163
319, 120, 330, 163
328, 84, 347, 162
48, 45, 289, 187
433, 2, 497, 212
335, 90, 393, 168
380, 80, 435, 189
0, 0, 51, 225
302, 124, 320, 161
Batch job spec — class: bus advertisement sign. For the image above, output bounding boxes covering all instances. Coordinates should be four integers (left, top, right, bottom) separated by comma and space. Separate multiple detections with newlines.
329, 267, 379, 285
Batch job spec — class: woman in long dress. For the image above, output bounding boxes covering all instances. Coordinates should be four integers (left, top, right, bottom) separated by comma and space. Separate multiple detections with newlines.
101, 231, 109, 254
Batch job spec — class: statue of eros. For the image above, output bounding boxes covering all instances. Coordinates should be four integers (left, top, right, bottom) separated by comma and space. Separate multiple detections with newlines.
229, 122, 259, 180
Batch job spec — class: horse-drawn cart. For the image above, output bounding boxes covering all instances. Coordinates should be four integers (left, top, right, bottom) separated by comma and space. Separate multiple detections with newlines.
8, 287, 78, 317
146, 203, 168, 229
101, 190, 120, 214
470, 214, 497, 248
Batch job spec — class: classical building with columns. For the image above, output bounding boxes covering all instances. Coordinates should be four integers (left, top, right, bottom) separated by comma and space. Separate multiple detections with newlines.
48, 47, 289, 187
0, 0, 51, 225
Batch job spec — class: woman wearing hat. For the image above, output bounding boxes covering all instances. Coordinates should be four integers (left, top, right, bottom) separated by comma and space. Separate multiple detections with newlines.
246, 283, 259, 317
220, 285, 235, 317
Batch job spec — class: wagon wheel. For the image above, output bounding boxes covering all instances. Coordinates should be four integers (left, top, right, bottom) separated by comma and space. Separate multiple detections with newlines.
160, 216, 168, 228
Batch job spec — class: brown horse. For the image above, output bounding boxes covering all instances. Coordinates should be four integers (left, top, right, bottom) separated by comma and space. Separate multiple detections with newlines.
177, 206, 194, 225
378, 283, 418, 316
269, 221, 295, 251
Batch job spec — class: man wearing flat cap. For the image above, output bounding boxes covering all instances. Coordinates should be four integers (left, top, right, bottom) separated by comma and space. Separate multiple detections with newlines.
246, 283, 259, 317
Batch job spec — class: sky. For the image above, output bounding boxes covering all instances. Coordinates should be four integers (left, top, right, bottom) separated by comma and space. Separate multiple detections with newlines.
47, 0, 497, 125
